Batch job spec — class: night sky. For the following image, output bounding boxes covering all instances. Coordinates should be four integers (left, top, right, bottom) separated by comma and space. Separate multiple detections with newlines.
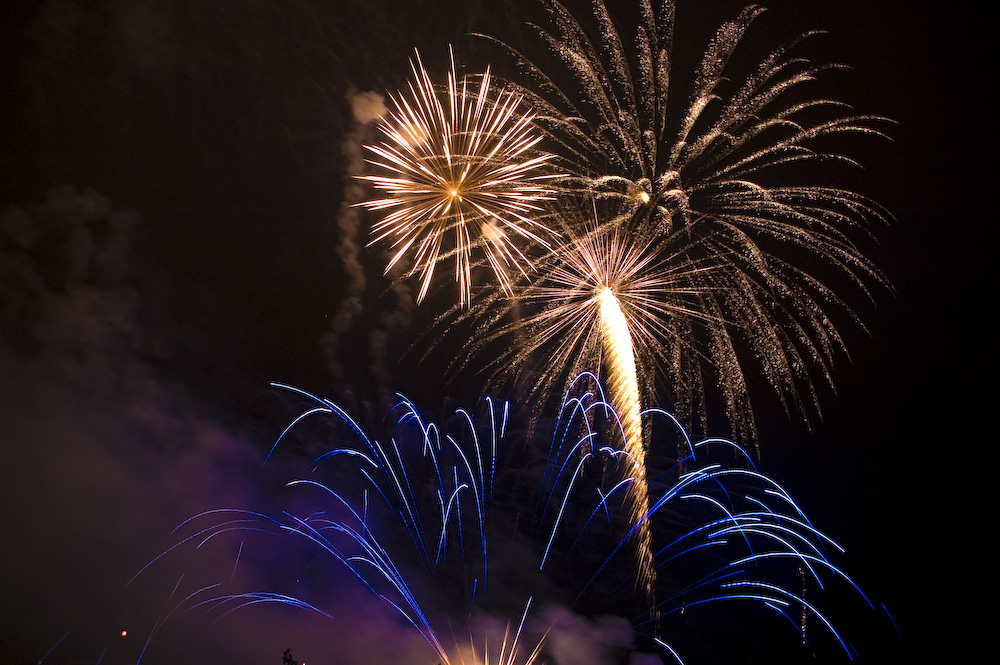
0, 1, 985, 664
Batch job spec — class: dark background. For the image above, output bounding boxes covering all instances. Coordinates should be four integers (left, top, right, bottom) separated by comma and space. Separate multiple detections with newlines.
1, 1, 985, 663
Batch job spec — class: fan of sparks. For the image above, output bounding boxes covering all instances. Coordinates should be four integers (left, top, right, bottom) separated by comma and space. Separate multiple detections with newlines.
359, 50, 562, 305
143, 379, 882, 664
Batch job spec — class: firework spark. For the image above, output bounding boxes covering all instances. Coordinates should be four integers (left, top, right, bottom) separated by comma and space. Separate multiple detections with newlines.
132, 375, 882, 663
538, 374, 880, 661
476, 0, 892, 442
359, 50, 561, 305
455, 201, 722, 607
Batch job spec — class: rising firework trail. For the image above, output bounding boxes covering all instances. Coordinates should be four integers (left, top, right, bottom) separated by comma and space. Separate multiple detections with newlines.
595, 283, 654, 605
477, 0, 892, 443
359, 49, 562, 305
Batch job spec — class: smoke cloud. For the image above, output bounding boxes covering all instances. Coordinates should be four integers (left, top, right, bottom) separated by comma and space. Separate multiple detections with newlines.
535, 605, 636, 665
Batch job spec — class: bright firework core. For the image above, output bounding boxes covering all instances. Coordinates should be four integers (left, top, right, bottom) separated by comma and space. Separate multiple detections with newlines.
596, 287, 636, 384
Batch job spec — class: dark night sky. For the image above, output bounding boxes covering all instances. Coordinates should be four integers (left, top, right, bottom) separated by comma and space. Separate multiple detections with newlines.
0, 1, 986, 664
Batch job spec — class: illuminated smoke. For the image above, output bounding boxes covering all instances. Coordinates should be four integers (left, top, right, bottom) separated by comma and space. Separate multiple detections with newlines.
149, 378, 879, 664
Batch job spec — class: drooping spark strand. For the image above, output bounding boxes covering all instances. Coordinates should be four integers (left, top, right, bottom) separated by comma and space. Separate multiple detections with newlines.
145, 377, 878, 665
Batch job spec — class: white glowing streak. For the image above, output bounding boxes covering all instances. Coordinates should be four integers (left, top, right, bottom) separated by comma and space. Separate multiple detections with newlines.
596, 287, 656, 601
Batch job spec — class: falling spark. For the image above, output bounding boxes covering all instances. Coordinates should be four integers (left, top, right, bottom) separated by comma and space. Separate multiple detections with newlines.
359, 50, 561, 305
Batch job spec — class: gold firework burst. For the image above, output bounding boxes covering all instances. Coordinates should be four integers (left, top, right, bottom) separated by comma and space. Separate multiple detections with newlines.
475, 0, 892, 441
359, 50, 561, 305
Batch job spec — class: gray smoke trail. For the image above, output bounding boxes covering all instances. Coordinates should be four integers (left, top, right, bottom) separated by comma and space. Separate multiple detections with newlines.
321, 89, 385, 382
329, 89, 416, 400
369, 259, 414, 401
534, 606, 640, 665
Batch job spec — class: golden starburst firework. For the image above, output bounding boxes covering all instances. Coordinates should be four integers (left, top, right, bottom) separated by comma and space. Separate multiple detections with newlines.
359, 50, 561, 305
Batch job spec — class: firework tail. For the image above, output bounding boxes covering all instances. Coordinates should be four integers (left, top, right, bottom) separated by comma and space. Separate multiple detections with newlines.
596, 287, 657, 620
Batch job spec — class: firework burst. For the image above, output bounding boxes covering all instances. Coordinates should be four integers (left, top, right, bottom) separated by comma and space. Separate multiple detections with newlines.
359, 50, 562, 305
475, 0, 892, 442
137, 377, 882, 663
462, 202, 719, 607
